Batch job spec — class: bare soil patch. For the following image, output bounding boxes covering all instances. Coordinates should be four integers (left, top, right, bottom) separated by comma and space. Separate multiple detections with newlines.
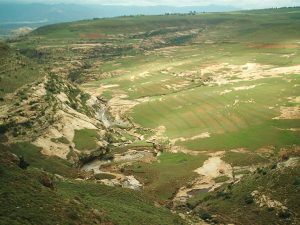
79, 33, 104, 39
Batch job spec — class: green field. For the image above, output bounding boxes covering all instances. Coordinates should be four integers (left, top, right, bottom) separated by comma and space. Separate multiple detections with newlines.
73, 129, 100, 151
124, 152, 208, 199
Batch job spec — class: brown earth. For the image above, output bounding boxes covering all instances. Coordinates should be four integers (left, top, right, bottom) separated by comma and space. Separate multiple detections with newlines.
79, 33, 104, 39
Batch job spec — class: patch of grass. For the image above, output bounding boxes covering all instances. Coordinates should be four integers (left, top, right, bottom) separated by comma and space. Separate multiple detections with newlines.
223, 152, 269, 167
214, 175, 230, 183
57, 180, 186, 225
0, 44, 42, 99
0, 148, 112, 225
51, 136, 70, 144
1, 146, 184, 225
235, 170, 251, 175
125, 152, 208, 200
1, 142, 78, 178
94, 173, 116, 180
73, 129, 99, 151
178, 120, 300, 152
187, 192, 210, 209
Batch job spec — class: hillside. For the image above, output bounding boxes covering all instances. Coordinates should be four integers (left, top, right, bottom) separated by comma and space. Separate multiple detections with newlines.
0, 3, 237, 38
1, 7, 300, 225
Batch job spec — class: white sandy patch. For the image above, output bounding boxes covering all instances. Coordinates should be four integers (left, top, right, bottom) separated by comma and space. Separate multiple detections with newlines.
287, 96, 300, 103
173, 155, 233, 205
34, 106, 103, 158
268, 65, 300, 75
273, 106, 300, 120
170, 145, 202, 155
122, 176, 143, 190
202, 63, 300, 86
251, 190, 288, 210
277, 157, 300, 168
220, 89, 232, 95
233, 85, 257, 91
171, 132, 210, 144
230, 148, 249, 153
34, 136, 71, 159
102, 84, 119, 88
55, 92, 69, 103
101, 175, 142, 190
155, 125, 166, 136
233, 99, 239, 106
140, 71, 150, 76
194, 157, 232, 178
31, 82, 47, 97
281, 53, 295, 58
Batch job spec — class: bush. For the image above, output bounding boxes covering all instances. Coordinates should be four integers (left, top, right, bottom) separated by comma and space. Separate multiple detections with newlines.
270, 163, 277, 170
94, 173, 116, 180
199, 212, 212, 221
292, 179, 299, 185
279, 149, 289, 161
39, 173, 54, 190
278, 210, 290, 219
244, 195, 254, 204
18, 156, 29, 169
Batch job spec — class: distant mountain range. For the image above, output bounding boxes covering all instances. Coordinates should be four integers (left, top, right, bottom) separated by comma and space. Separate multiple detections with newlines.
0, 3, 238, 38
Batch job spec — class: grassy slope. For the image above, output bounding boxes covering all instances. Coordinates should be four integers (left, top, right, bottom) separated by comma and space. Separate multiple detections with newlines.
193, 163, 300, 225
0, 42, 42, 100
73, 129, 100, 151
0, 143, 79, 178
31, 9, 300, 41
124, 152, 208, 200
0, 147, 111, 225
57, 181, 185, 225
0, 145, 185, 225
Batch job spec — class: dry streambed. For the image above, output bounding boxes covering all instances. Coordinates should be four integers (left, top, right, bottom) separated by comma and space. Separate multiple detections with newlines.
81, 148, 156, 190
173, 152, 233, 206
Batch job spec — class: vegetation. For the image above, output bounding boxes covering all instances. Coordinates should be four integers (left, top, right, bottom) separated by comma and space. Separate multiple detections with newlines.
1, 6, 300, 225
57, 181, 185, 225
0, 43, 42, 100
73, 129, 100, 151
223, 151, 269, 167
0, 143, 78, 178
193, 164, 300, 224
0, 145, 185, 225
124, 152, 208, 200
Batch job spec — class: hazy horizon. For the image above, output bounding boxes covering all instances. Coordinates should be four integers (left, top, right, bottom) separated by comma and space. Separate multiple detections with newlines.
1, 0, 299, 10
1, 0, 299, 38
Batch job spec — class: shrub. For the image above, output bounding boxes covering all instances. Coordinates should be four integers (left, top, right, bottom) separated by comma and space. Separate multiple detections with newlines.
279, 149, 289, 161
94, 173, 116, 180
199, 212, 212, 221
278, 210, 290, 219
18, 156, 29, 169
244, 195, 254, 204
39, 173, 54, 190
